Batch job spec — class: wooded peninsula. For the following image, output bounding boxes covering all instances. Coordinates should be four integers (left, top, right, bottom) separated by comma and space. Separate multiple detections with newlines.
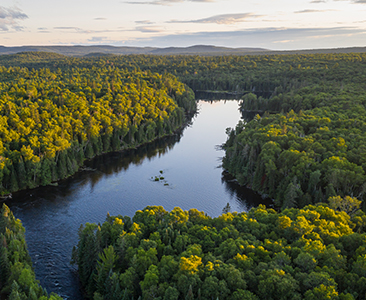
0, 60, 195, 195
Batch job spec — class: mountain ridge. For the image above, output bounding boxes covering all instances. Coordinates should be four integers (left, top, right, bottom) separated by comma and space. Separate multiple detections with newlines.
0, 44, 366, 56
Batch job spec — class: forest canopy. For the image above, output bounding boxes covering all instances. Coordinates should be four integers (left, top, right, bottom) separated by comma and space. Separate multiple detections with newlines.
72, 204, 366, 300
222, 53, 366, 209
0, 64, 195, 194
0, 203, 63, 299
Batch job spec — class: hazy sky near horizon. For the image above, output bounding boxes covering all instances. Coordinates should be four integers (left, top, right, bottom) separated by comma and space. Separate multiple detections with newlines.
1, 0, 366, 50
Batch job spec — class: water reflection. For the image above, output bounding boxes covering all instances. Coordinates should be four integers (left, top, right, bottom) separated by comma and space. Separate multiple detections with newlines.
8, 128, 187, 206
3, 100, 271, 300
84, 128, 185, 183
221, 171, 273, 211
195, 91, 243, 100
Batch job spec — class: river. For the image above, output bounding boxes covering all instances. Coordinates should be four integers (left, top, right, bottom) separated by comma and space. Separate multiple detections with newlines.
3, 100, 272, 299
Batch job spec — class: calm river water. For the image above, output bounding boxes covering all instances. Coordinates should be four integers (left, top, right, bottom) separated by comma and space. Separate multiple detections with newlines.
4, 100, 271, 299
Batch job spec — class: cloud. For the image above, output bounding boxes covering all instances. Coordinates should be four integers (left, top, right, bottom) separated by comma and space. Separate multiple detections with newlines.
88, 36, 108, 42
54, 26, 83, 31
334, 0, 366, 3
167, 13, 261, 25
53, 27, 125, 34
85, 36, 125, 45
295, 9, 336, 13
312, 0, 366, 3
124, 0, 213, 6
135, 20, 155, 24
0, 6, 28, 31
38, 28, 50, 33
124, 26, 366, 49
0, 7, 27, 20
135, 26, 164, 32
94, 17, 107, 20
273, 39, 295, 44
72, 25, 164, 34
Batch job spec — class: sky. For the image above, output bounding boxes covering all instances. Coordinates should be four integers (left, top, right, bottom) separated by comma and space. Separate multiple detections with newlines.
0, 0, 366, 50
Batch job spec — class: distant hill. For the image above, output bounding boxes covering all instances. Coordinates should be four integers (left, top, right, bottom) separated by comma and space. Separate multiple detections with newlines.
0, 45, 268, 56
257, 47, 366, 55
0, 44, 365, 56
149, 45, 267, 54
0, 45, 155, 56
0, 51, 67, 66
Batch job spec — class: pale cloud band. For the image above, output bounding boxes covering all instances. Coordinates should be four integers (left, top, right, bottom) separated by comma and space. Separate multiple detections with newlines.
135, 20, 155, 24
135, 26, 164, 32
339, 0, 366, 3
316, 0, 366, 3
0, 6, 28, 31
125, 0, 213, 6
168, 13, 262, 25
53, 27, 126, 34
294, 9, 337, 13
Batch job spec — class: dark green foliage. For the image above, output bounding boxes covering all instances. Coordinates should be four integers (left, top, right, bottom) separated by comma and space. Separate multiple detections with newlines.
221, 53, 366, 208
73, 204, 366, 299
0, 204, 63, 299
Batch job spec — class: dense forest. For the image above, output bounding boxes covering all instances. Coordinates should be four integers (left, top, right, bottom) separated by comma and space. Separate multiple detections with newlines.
0, 64, 195, 195
222, 54, 366, 209
72, 203, 366, 300
2, 51, 366, 299
2, 51, 365, 94
0, 204, 63, 299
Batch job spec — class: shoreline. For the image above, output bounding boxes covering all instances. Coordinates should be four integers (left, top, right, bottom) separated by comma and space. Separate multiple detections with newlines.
1, 110, 196, 198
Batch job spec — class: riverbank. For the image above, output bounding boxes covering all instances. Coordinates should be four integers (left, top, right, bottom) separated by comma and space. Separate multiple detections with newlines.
4, 100, 269, 299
